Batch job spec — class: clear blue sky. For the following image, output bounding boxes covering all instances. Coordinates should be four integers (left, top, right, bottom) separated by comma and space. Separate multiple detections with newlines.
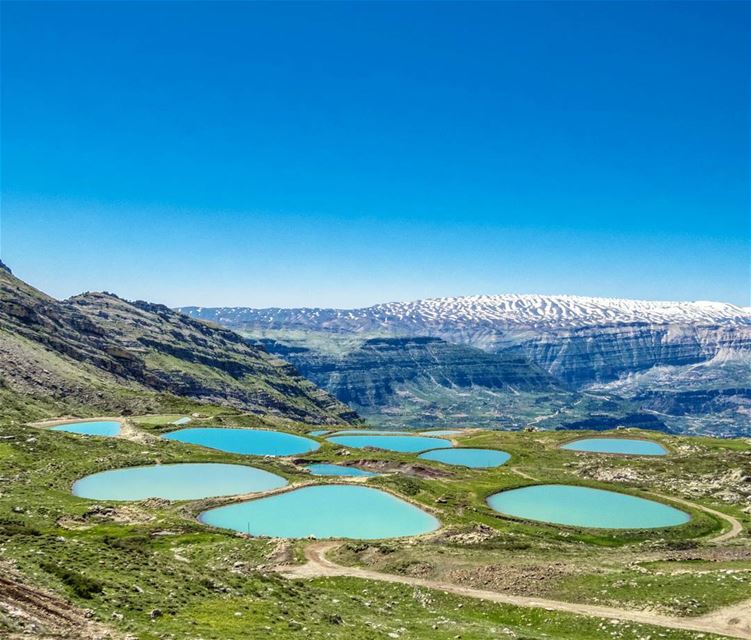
1, 1, 749, 308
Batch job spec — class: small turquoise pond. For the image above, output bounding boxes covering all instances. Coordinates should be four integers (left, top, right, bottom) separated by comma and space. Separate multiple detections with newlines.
561, 438, 667, 456
72, 463, 287, 501
50, 421, 121, 437
308, 430, 329, 437
306, 463, 377, 477
487, 484, 690, 529
330, 430, 410, 436
173, 417, 192, 425
327, 434, 452, 453
162, 428, 319, 456
199, 485, 439, 539
419, 448, 511, 468
419, 430, 463, 437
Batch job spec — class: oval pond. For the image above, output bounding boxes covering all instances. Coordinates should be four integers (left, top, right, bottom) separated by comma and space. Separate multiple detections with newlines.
487, 484, 690, 529
561, 438, 667, 456
306, 463, 377, 477
162, 428, 320, 456
418, 430, 464, 437
73, 463, 287, 501
329, 430, 410, 436
327, 434, 452, 453
50, 421, 121, 437
200, 484, 439, 539
419, 448, 511, 468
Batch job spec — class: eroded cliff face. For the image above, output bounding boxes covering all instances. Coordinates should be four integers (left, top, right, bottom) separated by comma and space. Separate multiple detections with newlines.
257, 336, 561, 408
492, 323, 751, 387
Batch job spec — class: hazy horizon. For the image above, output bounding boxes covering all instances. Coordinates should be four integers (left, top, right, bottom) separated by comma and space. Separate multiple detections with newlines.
2, 1, 749, 308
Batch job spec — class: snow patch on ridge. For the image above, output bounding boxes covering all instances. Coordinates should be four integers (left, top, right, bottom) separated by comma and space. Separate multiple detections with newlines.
180, 294, 751, 331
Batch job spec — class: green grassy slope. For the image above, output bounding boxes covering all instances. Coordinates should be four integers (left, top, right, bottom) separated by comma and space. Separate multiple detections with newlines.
1, 417, 747, 639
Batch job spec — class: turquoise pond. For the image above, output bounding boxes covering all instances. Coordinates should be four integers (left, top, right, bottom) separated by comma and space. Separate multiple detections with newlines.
199, 485, 439, 539
487, 484, 690, 529
561, 438, 667, 456
329, 430, 409, 436
162, 428, 320, 456
327, 434, 453, 453
306, 463, 377, 477
173, 417, 192, 425
308, 430, 329, 437
419, 430, 463, 437
72, 463, 287, 501
50, 421, 121, 437
418, 448, 511, 468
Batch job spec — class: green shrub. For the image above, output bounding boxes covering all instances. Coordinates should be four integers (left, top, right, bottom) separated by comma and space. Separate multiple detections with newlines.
40, 561, 104, 599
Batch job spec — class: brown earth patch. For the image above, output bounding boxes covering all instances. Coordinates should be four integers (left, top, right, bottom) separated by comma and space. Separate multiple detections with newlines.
446, 562, 580, 597
0, 561, 121, 639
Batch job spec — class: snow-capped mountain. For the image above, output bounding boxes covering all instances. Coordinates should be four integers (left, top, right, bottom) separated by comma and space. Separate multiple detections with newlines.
180, 294, 751, 333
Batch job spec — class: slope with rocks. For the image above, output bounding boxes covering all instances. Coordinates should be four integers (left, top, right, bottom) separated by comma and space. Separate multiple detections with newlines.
0, 262, 355, 425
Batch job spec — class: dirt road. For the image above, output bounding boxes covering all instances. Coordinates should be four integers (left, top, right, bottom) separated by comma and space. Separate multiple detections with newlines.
645, 491, 744, 543
278, 542, 751, 639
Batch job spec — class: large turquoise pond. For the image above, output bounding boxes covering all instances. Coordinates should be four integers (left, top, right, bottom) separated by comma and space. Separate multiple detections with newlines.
327, 434, 452, 453
487, 484, 690, 529
561, 438, 667, 456
162, 428, 320, 456
306, 463, 377, 477
50, 421, 121, 437
418, 448, 511, 468
199, 485, 439, 539
72, 463, 287, 501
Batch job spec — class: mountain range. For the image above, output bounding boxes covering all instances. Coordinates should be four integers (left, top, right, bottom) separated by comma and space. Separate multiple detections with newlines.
181, 295, 751, 436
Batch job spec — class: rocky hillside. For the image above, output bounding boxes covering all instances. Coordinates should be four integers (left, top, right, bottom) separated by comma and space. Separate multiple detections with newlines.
0, 262, 355, 425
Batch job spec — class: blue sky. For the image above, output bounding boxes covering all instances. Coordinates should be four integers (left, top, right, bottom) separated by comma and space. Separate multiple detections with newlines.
1, 1, 749, 308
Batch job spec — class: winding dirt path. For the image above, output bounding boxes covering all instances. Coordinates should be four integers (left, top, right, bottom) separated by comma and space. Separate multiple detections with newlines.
645, 491, 744, 543
278, 542, 750, 639
695, 600, 751, 640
